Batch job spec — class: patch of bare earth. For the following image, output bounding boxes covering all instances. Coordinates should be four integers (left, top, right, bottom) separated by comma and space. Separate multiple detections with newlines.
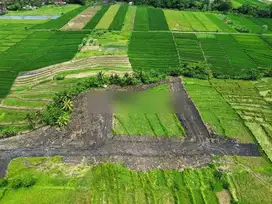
61, 6, 101, 30
216, 190, 231, 204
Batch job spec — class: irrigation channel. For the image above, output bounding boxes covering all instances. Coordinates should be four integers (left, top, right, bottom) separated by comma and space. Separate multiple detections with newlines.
0, 77, 260, 177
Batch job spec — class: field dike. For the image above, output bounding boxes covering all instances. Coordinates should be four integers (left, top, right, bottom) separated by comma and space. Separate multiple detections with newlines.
0, 78, 260, 177
12, 55, 131, 87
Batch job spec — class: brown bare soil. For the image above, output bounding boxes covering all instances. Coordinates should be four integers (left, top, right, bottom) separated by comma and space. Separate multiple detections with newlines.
61, 7, 101, 30
216, 190, 231, 204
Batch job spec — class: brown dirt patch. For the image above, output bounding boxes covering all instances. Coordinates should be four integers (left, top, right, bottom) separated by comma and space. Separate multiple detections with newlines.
61, 6, 101, 30
216, 190, 231, 204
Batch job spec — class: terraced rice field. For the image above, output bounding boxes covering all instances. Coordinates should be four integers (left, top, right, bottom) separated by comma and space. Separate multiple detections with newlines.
0, 55, 131, 134
83, 5, 110, 29
122, 6, 136, 32
113, 84, 184, 137
211, 79, 272, 160
128, 32, 179, 73
184, 78, 253, 143
96, 4, 121, 29
164, 10, 235, 32
0, 157, 226, 204
0, 31, 87, 99
109, 4, 129, 30
33, 6, 88, 29
173, 33, 205, 64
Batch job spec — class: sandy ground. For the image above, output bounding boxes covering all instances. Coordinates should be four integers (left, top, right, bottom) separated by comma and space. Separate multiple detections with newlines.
61, 6, 101, 30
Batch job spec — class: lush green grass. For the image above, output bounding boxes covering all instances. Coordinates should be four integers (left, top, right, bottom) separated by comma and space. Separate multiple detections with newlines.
96, 4, 121, 29
83, 5, 110, 29
33, 6, 88, 29
128, 32, 179, 73
184, 78, 253, 143
0, 157, 230, 203
0, 109, 29, 124
109, 4, 129, 30
113, 84, 185, 137
6, 4, 81, 16
148, 7, 169, 31
134, 6, 149, 31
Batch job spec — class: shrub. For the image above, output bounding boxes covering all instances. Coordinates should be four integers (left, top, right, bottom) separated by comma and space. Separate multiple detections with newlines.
234, 25, 249, 33
181, 63, 213, 79
0, 179, 8, 187
54, 75, 65, 81
9, 174, 36, 189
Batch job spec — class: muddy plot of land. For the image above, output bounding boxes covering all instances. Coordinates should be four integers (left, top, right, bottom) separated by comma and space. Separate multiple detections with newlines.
0, 77, 261, 177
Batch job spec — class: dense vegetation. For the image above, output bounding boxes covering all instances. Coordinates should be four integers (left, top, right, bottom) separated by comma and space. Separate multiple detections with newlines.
0, 31, 87, 99
109, 4, 129, 30
83, 5, 110, 29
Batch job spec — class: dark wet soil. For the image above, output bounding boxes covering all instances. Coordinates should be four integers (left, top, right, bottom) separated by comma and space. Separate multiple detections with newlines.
0, 77, 260, 177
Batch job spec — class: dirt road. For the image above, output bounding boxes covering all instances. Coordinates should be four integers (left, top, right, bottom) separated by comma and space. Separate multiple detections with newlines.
0, 78, 261, 177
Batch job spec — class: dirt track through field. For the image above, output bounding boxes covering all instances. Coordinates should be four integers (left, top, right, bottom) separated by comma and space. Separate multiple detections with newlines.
61, 7, 101, 30
0, 77, 261, 177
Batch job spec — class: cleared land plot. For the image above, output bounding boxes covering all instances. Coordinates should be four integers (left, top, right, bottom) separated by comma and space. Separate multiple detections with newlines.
148, 7, 169, 31
95, 4, 120, 29
184, 78, 253, 143
133, 6, 149, 31
113, 84, 184, 137
109, 4, 129, 30
0, 157, 227, 203
6, 4, 81, 16
128, 32, 179, 73
212, 80, 272, 160
33, 6, 88, 29
83, 5, 109, 29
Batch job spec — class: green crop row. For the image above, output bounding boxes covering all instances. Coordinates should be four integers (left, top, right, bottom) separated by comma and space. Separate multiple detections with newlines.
0, 157, 229, 203
109, 4, 129, 30
33, 6, 88, 29
148, 7, 169, 31
134, 6, 149, 31
128, 32, 179, 73
0, 31, 87, 99
83, 5, 110, 29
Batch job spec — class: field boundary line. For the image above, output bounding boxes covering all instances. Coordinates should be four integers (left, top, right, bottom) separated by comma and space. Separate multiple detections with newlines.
171, 33, 182, 66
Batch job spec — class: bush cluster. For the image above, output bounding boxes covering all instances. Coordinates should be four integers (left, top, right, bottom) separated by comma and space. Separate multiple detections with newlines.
8, 174, 36, 189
